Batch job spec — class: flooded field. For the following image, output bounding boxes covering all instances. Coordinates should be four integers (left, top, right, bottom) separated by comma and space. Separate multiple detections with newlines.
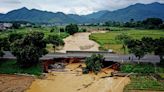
26, 63, 130, 92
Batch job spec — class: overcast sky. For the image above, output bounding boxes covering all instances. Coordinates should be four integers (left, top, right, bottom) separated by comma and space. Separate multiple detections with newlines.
0, 0, 164, 15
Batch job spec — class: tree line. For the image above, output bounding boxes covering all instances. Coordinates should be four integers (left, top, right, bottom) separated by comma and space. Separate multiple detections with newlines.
0, 24, 83, 68
116, 34, 164, 64
104, 18, 164, 29
0, 31, 65, 68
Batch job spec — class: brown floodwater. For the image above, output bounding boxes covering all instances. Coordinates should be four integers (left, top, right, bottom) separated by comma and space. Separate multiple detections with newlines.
26, 63, 130, 92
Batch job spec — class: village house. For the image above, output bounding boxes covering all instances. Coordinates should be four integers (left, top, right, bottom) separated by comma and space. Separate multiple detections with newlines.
0, 23, 13, 31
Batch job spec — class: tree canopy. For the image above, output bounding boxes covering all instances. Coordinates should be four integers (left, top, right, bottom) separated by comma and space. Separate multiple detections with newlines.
116, 33, 132, 54
84, 54, 104, 74
10, 31, 48, 68
126, 37, 164, 63
65, 24, 79, 35
47, 35, 64, 53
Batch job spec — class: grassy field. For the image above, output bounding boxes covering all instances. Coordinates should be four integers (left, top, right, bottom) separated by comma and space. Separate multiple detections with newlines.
90, 28, 164, 54
0, 59, 42, 76
0, 27, 69, 38
124, 76, 164, 91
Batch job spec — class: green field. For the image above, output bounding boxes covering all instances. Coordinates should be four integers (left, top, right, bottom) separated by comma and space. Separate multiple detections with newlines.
90, 28, 164, 54
124, 76, 164, 91
0, 27, 69, 38
0, 59, 42, 76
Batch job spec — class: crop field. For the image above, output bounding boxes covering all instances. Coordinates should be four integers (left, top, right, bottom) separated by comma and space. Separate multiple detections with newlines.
90, 28, 164, 54
0, 27, 69, 39
124, 76, 164, 91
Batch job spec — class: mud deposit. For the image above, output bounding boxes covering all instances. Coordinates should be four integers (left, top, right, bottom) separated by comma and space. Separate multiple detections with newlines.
27, 63, 130, 92
0, 74, 34, 92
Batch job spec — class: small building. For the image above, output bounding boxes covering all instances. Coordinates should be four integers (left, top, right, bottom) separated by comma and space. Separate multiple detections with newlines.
0, 23, 13, 31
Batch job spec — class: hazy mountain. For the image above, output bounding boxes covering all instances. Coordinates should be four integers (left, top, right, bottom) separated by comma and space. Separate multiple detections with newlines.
84, 10, 109, 19
100, 2, 164, 22
0, 14, 4, 19
0, 7, 77, 24
68, 14, 89, 23
0, 2, 164, 23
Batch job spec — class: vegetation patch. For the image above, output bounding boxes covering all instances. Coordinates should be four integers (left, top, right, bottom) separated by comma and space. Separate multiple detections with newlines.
83, 54, 104, 74
158, 73, 164, 79
90, 29, 164, 54
124, 76, 164, 91
0, 59, 42, 76
120, 63, 164, 74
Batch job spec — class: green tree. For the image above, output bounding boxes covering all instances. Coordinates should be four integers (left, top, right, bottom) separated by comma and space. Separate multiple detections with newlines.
8, 33, 23, 43
116, 33, 132, 54
65, 24, 79, 35
47, 35, 64, 53
126, 37, 155, 62
142, 18, 163, 29
84, 54, 104, 74
60, 28, 65, 32
127, 39, 146, 63
50, 28, 54, 32
141, 37, 155, 53
154, 37, 164, 62
0, 37, 9, 57
10, 31, 48, 68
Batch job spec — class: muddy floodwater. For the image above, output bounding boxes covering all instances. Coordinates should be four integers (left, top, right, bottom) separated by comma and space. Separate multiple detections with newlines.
26, 63, 130, 92
57, 32, 105, 53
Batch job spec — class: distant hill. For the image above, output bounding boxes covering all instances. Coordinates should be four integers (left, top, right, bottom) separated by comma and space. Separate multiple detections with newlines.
0, 2, 164, 23
0, 14, 4, 19
0, 7, 77, 24
99, 2, 164, 22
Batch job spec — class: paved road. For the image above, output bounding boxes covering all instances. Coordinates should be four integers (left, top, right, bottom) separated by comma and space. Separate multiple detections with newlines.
1, 51, 160, 63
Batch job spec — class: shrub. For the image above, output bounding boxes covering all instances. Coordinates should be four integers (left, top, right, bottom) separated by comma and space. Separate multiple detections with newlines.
60, 28, 65, 32
46, 35, 64, 53
84, 54, 104, 74
79, 28, 87, 32
120, 63, 133, 73
120, 63, 155, 74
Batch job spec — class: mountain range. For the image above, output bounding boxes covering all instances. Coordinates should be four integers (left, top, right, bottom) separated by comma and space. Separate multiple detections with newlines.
0, 2, 164, 24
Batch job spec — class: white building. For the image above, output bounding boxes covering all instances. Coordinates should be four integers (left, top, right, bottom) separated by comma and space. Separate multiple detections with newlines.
0, 23, 13, 30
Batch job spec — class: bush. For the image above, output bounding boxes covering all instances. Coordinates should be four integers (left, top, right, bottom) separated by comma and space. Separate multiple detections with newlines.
60, 28, 65, 32
84, 54, 104, 74
120, 63, 133, 73
79, 28, 87, 32
50, 28, 54, 32
120, 63, 155, 74
46, 35, 64, 53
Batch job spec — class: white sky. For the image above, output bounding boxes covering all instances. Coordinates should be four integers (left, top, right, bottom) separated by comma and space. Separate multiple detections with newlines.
0, 0, 164, 15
